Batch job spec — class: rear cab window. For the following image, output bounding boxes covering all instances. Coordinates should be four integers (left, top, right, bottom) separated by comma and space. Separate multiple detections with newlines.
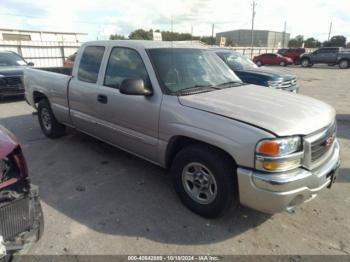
78, 46, 105, 83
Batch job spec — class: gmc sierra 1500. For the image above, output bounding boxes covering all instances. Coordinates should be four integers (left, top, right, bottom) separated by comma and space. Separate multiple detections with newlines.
24, 41, 340, 217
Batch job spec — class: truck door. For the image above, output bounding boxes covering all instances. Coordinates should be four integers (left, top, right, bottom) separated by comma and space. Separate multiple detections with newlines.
311, 49, 323, 63
323, 48, 338, 63
92, 46, 161, 162
68, 45, 109, 138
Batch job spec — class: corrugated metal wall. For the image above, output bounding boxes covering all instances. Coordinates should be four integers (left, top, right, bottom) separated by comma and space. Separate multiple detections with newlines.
0, 40, 80, 67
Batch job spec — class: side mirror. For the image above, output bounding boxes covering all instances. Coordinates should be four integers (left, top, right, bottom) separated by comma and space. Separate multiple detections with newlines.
119, 78, 152, 96
27, 62, 34, 66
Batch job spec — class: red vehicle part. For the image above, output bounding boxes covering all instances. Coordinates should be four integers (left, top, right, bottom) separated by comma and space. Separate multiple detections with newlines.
253, 53, 293, 67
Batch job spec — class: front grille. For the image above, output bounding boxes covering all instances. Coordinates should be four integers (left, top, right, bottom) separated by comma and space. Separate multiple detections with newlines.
280, 78, 297, 89
2, 77, 23, 88
0, 197, 32, 241
310, 122, 336, 162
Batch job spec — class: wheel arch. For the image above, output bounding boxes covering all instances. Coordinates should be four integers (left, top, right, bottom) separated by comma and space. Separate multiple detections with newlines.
165, 135, 237, 170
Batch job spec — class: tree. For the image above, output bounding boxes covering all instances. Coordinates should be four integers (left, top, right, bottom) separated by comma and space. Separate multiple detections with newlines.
347, 42, 350, 48
323, 35, 346, 47
288, 35, 304, 48
304, 37, 321, 48
109, 34, 126, 40
200, 36, 215, 45
129, 29, 153, 40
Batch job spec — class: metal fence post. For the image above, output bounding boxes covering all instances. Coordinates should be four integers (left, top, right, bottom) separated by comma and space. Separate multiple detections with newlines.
60, 45, 65, 66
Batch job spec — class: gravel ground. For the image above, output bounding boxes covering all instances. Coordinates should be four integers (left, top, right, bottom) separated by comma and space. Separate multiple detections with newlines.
0, 65, 349, 255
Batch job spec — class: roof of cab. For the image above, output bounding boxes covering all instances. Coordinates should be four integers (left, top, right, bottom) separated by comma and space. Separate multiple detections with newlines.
82, 40, 209, 50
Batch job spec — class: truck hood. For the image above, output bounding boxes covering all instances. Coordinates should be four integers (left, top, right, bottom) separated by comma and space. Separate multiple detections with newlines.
0, 66, 26, 76
235, 67, 295, 81
178, 85, 335, 136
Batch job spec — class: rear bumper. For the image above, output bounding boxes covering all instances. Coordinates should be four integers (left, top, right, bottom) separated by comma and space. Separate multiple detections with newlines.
0, 184, 44, 258
237, 140, 340, 213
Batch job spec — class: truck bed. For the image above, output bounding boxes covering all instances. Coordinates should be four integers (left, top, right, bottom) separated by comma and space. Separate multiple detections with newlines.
24, 67, 72, 124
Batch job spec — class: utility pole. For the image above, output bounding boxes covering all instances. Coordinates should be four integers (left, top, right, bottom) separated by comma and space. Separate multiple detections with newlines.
282, 21, 287, 48
250, 0, 257, 57
328, 21, 332, 41
211, 24, 215, 45
190, 24, 193, 43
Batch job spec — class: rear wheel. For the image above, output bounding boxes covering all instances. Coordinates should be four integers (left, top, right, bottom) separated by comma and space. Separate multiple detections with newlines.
339, 59, 349, 69
171, 144, 237, 218
256, 60, 262, 67
38, 99, 66, 138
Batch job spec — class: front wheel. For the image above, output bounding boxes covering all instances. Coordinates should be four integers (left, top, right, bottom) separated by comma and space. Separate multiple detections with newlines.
171, 145, 237, 218
301, 58, 311, 67
256, 60, 262, 67
38, 99, 66, 138
279, 60, 287, 67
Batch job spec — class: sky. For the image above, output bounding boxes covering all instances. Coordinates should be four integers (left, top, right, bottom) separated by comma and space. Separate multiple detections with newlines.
0, 0, 349, 42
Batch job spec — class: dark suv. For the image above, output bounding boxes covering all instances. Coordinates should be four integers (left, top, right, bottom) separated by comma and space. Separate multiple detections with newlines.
213, 49, 299, 92
0, 51, 34, 100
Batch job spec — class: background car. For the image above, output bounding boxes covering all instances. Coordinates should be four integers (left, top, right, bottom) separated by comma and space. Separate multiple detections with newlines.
278, 48, 305, 64
0, 125, 43, 258
63, 52, 77, 68
0, 51, 34, 100
214, 49, 298, 92
253, 53, 293, 67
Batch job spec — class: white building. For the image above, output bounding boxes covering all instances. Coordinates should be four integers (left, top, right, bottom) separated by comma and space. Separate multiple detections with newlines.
0, 28, 85, 42
0, 28, 87, 67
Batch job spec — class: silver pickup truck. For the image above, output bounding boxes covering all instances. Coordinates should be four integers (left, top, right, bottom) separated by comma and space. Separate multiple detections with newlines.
24, 40, 340, 218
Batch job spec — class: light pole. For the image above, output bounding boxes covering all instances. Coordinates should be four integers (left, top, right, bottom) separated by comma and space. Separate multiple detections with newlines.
250, 0, 257, 58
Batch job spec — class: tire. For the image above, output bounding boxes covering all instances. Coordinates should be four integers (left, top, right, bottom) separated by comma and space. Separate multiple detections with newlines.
171, 144, 237, 218
339, 59, 349, 69
256, 60, 262, 67
38, 99, 65, 138
301, 58, 310, 67
279, 60, 287, 67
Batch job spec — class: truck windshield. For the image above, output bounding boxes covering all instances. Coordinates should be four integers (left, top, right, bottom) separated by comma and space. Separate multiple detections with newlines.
217, 51, 257, 70
148, 48, 242, 94
0, 52, 27, 66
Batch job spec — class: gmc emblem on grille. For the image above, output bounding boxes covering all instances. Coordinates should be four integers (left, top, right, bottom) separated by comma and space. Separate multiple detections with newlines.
325, 136, 334, 147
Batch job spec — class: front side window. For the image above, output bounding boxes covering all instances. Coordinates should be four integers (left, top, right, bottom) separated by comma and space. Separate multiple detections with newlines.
104, 47, 149, 89
148, 48, 241, 94
217, 52, 257, 70
78, 46, 105, 83
0, 52, 27, 66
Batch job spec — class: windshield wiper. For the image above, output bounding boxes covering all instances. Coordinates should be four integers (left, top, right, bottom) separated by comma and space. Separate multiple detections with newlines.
174, 85, 219, 95
217, 81, 245, 88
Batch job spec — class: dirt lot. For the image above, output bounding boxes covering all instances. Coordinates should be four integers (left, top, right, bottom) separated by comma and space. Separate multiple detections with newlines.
0, 65, 349, 255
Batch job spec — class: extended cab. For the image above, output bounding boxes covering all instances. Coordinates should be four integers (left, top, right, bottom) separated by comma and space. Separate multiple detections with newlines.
24, 41, 340, 217
300, 47, 350, 68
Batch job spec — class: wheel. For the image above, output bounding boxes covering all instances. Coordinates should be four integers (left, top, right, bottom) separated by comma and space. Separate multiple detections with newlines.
339, 59, 349, 69
38, 99, 65, 138
279, 60, 287, 67
301, 58, 310, 67
256, 60, 262, 67
171, 144, 237, 218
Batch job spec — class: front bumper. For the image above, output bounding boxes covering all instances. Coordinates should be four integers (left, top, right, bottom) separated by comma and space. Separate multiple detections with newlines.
0, 185, 44, 258
237, 140, 340, 213
0, 87, 24, 98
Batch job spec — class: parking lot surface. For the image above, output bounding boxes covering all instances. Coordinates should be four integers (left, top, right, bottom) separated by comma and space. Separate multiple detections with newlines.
0, 65, 349, 255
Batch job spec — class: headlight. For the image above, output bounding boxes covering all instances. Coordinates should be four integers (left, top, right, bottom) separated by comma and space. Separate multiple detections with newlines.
267, 80, 283, 88
255, 137, 303, 172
